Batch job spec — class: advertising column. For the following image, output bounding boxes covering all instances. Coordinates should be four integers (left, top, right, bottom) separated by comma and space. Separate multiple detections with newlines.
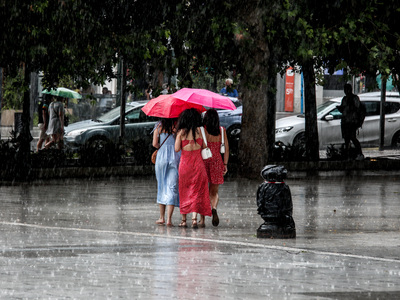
285, 67, 294, 112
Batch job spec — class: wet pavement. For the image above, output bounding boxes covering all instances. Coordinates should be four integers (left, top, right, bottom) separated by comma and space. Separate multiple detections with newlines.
1, 175, 400, 299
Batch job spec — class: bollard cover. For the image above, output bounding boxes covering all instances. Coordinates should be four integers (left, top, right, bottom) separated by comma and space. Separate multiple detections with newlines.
260, 165, 287, 182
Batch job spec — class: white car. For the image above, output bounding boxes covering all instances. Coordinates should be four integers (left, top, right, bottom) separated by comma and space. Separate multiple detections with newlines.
275, 92, 400, 149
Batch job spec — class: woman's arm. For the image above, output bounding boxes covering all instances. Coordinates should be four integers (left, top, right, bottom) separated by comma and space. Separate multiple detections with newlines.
42, 107, 48, 129
152, 126, 160, 148
175, 130, 182, 152
200, 127, 207, 149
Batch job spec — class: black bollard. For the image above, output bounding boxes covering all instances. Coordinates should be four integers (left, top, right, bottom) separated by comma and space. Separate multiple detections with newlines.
256, 165, 296, 238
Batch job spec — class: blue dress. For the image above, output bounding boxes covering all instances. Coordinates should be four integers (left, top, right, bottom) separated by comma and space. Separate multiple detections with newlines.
155, 133, 181, 206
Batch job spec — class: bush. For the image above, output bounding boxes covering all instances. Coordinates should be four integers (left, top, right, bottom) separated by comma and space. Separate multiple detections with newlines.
78, 140, 124, 166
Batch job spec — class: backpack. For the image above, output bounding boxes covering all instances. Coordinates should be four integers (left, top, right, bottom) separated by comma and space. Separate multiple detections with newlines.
355, 100, 366, 128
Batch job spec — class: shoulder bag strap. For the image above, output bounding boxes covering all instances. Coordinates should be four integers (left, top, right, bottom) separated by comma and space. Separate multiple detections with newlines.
220, 126, 224, 146
200, 126, 208, 148
158, 133, 171, 149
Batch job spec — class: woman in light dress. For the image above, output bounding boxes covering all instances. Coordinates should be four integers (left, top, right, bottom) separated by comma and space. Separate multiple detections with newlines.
153, 118, 181, 226
45, 96, 64, 149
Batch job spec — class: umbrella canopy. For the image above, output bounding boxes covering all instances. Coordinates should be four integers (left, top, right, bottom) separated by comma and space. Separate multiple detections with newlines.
142, 95, 206, 118
42, 87, 82, 99
172, 88, 236, 110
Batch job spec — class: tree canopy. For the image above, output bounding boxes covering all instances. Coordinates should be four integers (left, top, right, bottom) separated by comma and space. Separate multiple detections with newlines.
1, 0, 400, 176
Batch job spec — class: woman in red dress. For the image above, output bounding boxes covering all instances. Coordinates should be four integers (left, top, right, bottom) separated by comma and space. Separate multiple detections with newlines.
201, 109, 229, 227
175, 108, 212, 228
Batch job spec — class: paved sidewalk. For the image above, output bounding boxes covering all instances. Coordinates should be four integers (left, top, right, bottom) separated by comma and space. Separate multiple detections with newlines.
1, 176, 400, 299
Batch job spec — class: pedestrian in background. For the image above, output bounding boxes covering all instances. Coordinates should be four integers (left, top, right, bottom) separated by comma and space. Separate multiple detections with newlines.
220, 78, 238, 97
45, 96, 65, 150
36, 95, 50, 152
175, 108, 211, 228
146, 84, 153, 100
160, 83, 169, 95
200, 109, 229, 227
153, 118, 181, 227
337, 83, 365, 160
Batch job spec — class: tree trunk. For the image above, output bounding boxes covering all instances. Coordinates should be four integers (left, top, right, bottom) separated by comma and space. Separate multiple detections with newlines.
15, 64, 33, 179
239, 83, 269, 177
236, 3, 271, 177
302, 60, 319, 161
119, 57, 126, 142
266, 60, 277, 159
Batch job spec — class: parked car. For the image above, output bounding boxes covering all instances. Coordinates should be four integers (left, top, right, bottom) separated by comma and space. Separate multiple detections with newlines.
275, 92, 400, 149
64, 101, 158, 160
215, 98, 242, 156
217, 97, 242, 140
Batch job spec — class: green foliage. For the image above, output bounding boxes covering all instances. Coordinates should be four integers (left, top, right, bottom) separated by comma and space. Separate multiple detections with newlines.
2, 69, 25, 110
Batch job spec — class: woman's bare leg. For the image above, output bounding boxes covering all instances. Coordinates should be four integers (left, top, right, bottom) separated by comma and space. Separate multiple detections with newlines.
210, 184, 220, 226
156, 204, 165, 225
166, 205, 174, 226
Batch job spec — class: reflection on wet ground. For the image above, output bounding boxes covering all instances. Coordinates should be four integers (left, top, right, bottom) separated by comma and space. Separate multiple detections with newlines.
1, 176, 400, 298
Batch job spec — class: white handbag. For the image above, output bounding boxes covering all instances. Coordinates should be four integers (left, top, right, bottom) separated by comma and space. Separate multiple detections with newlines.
220, 126, 225, 154
200, 127, 212, 160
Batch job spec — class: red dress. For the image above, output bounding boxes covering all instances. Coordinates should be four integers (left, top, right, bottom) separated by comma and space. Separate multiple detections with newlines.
204, 141, 224, 184
179, 138, 212, 216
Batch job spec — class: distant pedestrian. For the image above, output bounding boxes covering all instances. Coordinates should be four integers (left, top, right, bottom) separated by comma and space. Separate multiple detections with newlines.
36, 95, 50, 152
145, 85, 153, 100
337, 83, 365, 160
153, 118, 181, 227
45, 96, 65, 150
160, 83, 169, 95
220, 78, 238, 97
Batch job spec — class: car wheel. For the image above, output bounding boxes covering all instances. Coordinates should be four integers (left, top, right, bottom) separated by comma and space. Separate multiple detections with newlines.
226, 125, 241, 160
87, 136, 109, 149
391, 131, 400, 149
227, 124, 241, 142
293, 132, 305, 147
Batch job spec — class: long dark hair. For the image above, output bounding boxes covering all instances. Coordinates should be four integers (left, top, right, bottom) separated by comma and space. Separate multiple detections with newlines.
203, 108, 220, 136
160, 118, 177, 135
177, 108, 202, 142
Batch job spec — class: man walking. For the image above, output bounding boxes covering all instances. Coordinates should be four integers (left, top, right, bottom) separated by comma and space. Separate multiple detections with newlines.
337, 83, 365, 160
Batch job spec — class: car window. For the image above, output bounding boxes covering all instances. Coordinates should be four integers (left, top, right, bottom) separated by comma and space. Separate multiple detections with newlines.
384, 102, 400, 114
139, 111, 159, 123
125, 108, 141, 123
318, 101, 336, 114
362, 101, 400, 116
125, 108, 158, 123
364, 101, 380, 116
327, 107, 342, 119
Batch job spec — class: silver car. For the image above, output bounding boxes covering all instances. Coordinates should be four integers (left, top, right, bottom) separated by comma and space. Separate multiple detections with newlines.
217, 98, 242, 139
275, 92, 400, 149
64, 101, 158, 156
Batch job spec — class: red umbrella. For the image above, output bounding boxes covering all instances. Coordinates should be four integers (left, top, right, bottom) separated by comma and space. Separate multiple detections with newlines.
141, 95, 206, 118
172, 88, 236, 110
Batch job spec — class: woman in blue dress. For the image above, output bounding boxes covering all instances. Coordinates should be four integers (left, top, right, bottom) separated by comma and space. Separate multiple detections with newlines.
152, 118, 181, 226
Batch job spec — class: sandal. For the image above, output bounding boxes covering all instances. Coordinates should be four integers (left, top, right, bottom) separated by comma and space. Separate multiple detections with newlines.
178, 220, 187, 228
192, 218, 198, 229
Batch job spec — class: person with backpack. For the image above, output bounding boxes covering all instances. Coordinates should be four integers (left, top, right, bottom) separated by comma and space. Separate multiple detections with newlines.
337, 83, 365, 160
